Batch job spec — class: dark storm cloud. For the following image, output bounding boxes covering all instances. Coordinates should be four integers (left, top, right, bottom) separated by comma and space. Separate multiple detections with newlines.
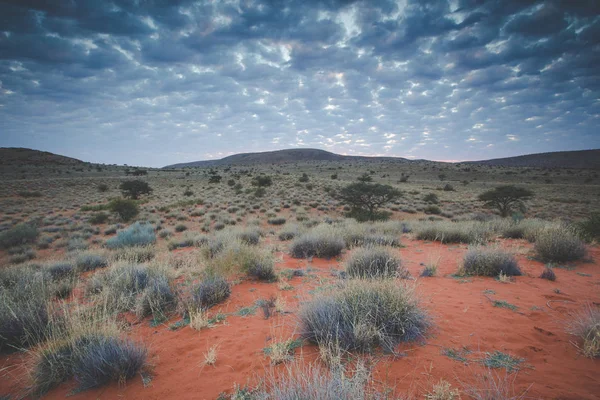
0, 0, 598, 166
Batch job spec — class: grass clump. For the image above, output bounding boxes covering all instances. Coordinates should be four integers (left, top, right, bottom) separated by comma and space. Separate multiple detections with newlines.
539, 266, 556, 281
345, 247, 404, 279
264, 338, 303, 365
0, 223, 38, 249
254, 361, 385, 399
299, 279, 429, 353
268, 217, 287, 225
88, 264, 174, 319
462, 247, 521, 277
480, 351, 524, 372
290, 225, 344, 259
31, 318, 147, 397
414, 220, 494, 244
192, 276, 231, 310
0, 266, 54, 351
105, 222, 156, 249
567, 305, 600, 358
534, 228, 586, 263
208, 239, 276, 280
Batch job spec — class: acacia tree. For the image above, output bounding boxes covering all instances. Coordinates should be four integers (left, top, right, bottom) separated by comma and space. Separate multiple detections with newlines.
337, 182, 402, 221
119, 180, 152, 200
478, 185, 534, 217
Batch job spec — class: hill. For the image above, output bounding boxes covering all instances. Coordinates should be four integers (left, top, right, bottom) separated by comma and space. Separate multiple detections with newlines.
0, 147, 84, 166
465, 149, 600, 169
163, 148, 410, 168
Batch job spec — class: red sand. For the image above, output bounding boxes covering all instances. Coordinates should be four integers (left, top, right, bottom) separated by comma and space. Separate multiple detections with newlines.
1, 238, 599, 399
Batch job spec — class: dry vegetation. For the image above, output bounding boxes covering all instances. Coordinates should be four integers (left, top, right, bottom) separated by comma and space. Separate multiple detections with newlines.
0, 156, 599, 399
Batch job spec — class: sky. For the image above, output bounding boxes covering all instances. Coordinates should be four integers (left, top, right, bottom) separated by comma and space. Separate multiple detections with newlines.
0, 0, 599, 168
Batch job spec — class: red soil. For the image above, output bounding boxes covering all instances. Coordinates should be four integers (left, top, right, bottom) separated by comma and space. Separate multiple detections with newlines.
1, 238, 599, 399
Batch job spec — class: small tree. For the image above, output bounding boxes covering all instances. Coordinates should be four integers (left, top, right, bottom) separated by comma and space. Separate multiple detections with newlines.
356, 173, 373, 183
337, 182, 402, 221
208, 175, 222, 184
252, 175, 273, 187
109, 199, 139, 222
478, 185, 534, 218
119, 180, 152, 200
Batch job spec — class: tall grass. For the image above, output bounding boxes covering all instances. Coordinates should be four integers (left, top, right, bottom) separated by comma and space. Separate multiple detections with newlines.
299, 279, 429, 353
345, 247, 405, 279
413, 220, 497, 244
30, 306, 147, 396
566, 305, 600, 358
290, 224, 344, 259
462, 247, 521, 277
534, 227, 586, 263
0, 265, 55, 351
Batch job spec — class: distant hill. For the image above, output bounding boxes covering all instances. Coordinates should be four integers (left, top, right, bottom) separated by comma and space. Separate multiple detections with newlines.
0, 147, 83, 166
465, 149, 600, 169
163, 148, 410, 168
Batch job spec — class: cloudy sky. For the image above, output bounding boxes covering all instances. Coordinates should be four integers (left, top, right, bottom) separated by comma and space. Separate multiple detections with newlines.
0, 0, 599, 167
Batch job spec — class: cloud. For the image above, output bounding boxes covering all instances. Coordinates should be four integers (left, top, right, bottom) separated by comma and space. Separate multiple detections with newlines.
0, 0, 598, 167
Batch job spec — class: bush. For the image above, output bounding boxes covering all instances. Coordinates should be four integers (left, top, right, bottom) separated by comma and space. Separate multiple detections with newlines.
32, 334, 147, 395
75, 252, 109, 272
192, 276, 231, 310
119, 180, 152, 200
175, 224, 188, 232
578, 212, 600, 242
246, 258, 277, 281
424, 205, 442, 215
423, 193, 439, 204
299, 280, 429, 352
108, 198, 139, 222
97, 183, 109, 192
0, 223, 38, 249
290, 232, 344, 259
89, 212, 109, 225
462, 247, 521, 277
345, 247, 404, 279
47, 262, 75, 280
268, 217, 287, 225
278, 225, 302, 241
534, 228, 586, 263
105, 222, 156, 249
135, 275, 176, 319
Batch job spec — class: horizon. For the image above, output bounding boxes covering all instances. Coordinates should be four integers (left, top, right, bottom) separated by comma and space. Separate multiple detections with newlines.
3, 145, 599, 168
1, 1, 599, 167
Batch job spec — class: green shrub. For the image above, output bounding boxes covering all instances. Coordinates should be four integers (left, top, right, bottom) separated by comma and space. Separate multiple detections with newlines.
89, 212, 109, 225
175, 224, 188, 232
577, 212, 600, 242
462, 247, 521, 277
300, 280, 429, 353
108, 199, 139, 222
0, 223, 38, 249
534, 228, 586, 263
424, 205, 442, 215
268, 217, 286, 225
345, 247, 404, 279
105, 222, 156, 249
119, 180, 152, 200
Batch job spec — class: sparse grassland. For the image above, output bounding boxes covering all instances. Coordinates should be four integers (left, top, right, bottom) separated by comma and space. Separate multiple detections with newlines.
0, 158, 598, 399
